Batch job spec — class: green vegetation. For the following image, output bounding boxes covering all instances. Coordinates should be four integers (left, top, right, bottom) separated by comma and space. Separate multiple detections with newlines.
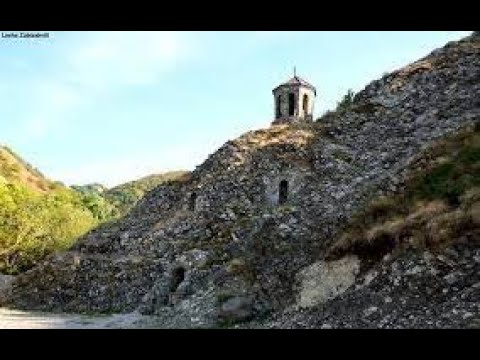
0, 146, 54, 192
104, 171, 189, 216
327, 123, 480, 263
336, 89, 355, 113
411, 145, 480, 205
0, 145, 188, 274
0, 182, 97, 274
74, 172, 189, 217
317, 89, 356, 122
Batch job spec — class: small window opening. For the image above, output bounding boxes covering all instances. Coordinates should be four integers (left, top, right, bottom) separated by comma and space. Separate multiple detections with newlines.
189, 192, 197, 211
279, 180, 289, 205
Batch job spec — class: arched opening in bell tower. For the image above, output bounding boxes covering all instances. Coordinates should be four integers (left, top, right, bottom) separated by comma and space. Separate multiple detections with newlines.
303, 94, 309, 115
288, 93, 295, 116
276, 95, 282, 119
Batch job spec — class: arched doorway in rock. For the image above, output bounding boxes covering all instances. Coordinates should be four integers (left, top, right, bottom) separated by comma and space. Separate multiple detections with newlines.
189, 192, 197, 211
170, 266, 186, 292
279, 180, 289, 205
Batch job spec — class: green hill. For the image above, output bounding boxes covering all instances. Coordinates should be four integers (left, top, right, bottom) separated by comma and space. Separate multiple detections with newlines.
104, 171, 190, 216
0, 145, 188, 274
0, 146, 56, 193
0, 146, 186, 274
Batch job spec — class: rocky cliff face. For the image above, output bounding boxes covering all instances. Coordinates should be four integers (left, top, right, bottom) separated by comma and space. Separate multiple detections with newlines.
245, 238, 480, 329
3, 33, 479, 328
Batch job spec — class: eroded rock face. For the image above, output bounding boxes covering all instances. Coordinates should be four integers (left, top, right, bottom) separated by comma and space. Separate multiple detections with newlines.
251, 238, 480, 329
0, 275, 15, 303
3, 34, 480, 327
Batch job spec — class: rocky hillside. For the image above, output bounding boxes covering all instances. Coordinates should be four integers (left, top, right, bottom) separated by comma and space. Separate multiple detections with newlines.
2, 33, 479, 328
242, 124, 480, 328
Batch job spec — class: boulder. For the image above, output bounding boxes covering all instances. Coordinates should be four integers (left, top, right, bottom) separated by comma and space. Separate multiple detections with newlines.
295, 256, 360, 308
0, 275, 15, 303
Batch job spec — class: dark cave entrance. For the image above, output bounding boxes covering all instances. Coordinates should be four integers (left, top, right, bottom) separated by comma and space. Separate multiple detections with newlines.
279, 180, 289, 205
170, 267, 185, 292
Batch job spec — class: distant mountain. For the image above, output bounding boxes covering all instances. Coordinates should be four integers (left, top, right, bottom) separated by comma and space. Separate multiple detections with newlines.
72, 183, 108, 195
0, 143, 189, 218
72, 171, 190, 217
0, 146, 98, 274
104, 171, 190, 216
0, 144, 187, 274
0, 145, 57, 193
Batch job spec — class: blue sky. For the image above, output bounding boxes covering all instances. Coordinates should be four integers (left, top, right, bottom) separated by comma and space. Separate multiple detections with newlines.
0, 31, 471, 187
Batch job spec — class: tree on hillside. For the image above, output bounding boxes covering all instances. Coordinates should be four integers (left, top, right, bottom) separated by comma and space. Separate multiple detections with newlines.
336, 89, 355, 113
0, 182, 96, 274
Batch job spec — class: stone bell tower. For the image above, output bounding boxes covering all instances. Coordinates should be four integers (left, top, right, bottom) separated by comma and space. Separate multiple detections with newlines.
272, 68, 316, 125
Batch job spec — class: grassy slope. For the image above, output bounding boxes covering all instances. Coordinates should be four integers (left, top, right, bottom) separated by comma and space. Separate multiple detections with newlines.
327, 122, 480, 266
0, 143, 189, 216
0, 146, 56, 193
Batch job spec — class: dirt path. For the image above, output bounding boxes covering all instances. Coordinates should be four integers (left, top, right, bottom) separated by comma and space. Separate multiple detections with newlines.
0, 307, 160, 329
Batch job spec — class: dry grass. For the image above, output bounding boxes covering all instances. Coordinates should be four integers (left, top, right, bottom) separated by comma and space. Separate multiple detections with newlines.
468, 202, 480, 226
328, 197, 477, 262
226, 258, 247, 274
327, 123, 480, 261
424, 208, 470, 247
460, 186, 480, 209
236, 125, 316, 151
225, 124, 319, 168
0, 147, 53, 193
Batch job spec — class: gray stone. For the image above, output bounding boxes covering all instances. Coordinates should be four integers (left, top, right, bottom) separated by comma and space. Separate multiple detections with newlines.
295, 256, 360, 308
0, 275, 15, 301
218, 296, 254, 322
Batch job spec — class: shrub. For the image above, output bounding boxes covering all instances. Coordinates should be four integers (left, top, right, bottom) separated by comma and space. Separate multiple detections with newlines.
336, 89, 355, 113
0, 182, 96, 274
